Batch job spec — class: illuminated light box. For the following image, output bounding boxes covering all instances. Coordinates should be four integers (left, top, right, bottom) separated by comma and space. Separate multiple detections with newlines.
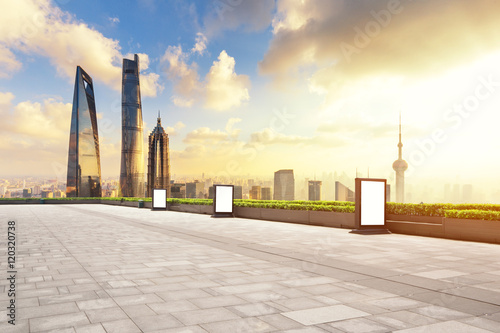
152, 188, 167, 210
351, 178, 390, 234
212, 185, 234, 218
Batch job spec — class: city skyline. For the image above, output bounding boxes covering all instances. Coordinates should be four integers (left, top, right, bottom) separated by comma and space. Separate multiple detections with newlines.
1, 1, 500, 201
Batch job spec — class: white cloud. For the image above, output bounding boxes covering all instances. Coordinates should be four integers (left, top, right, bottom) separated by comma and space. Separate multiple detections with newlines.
0, 0, 162, 96
191, 32, 208, 55
108, 17, 120, 24
205, 51, 250, 111
165, 121, 186, 136
161, 46, 250, 111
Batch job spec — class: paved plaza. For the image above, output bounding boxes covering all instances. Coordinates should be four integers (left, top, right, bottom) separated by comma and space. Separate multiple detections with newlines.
1, 204, 500, 332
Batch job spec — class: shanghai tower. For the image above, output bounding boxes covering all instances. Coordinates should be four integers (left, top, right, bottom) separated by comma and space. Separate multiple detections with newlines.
120, 54, 145, 197
66, 66, 102, 197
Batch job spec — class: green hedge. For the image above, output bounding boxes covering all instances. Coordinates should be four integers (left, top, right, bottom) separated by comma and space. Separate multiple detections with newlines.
387, 203, 500, 217
445, 209, 500, 221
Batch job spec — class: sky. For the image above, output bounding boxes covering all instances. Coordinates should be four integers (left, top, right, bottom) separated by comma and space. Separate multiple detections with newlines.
1, 0, 500, 201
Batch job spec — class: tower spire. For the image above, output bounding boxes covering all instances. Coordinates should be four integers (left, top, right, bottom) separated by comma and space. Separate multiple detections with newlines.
157, 110, 161, 124
398, 111, 403, 159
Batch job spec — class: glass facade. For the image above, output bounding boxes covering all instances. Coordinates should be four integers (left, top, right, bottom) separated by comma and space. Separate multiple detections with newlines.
120, 54, 145, 197
66, 66, 102, 197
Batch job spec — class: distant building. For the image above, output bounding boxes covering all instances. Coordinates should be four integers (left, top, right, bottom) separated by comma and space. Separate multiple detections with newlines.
23, 188, 32, 198
274, 169, 294, 200
250, 186, 261, 200
392, 114, 408, 203
308, 181, 322, 201
335, 181, 354, 202
33, 185, 41, 196
41, 190, 53, 198
462, 184, 473, 203
170, 183, 186, 198
234, 186, 243, 199
66, 66, 102, 198
261, 187, 271, 200
120, 54, 145, 197
386, 184, 391, 202
147, 114, 170, 198
208, 186, 214, 199
186, 181, 205, 199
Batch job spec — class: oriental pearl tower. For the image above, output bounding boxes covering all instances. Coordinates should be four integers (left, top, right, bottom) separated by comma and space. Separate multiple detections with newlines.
392, 113, 408, 203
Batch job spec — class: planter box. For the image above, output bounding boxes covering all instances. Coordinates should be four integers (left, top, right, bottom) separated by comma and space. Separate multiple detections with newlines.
387, 221, 445, 238
444, 218, 500, 244
260, 208, 309, 224
309, 211, 355, 229
387, 214, 443, 224
234, 206, 262, 219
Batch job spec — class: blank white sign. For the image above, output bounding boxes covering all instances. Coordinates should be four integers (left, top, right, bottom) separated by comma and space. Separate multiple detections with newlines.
215, 186, 233, 213
360, 181, 385, 226
153, 189, 167, 209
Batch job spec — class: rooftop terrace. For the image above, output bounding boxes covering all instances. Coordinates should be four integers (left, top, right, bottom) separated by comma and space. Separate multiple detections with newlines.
1, 204, 500, 332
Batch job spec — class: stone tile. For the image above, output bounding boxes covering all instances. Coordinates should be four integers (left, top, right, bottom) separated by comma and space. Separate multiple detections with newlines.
172, 307, 241, 325
459, 316, 500, 332
190, 295, 247, 309
101, 319, 142, 333
39, 292, 100, 305
157, 288, 213, 301
0, 319, 29, 333
366, 297, 426, 311
18, 302, 79, 320
410, 305, 473, 322
412, 270, 467, 279
74, 323, 108, 332
272, 296, 328, 311
148, 300, 199, 314
114, 293, 163, 306
77, 298, 117, 311
228, 302, 280, 317
30, 312, 90, 332
132, 314, 183, 331
200, 317, 274, 333
282, 305, 370, 325
86, 307, 129, 323
147, 326, 209, 333
258, 314, 304, 330
327, 317, 393, 333
393, 320, 491, 333
121, 304, 156, 317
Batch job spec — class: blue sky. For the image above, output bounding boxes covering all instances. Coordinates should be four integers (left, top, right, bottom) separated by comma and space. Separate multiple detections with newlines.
2, 0, 500, 202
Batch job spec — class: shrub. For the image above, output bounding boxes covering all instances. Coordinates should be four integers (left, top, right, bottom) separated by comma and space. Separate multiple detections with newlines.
445, 209, 500, 221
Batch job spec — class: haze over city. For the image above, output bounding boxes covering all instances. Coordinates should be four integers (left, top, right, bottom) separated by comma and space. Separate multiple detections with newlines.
1, 0, 500, 203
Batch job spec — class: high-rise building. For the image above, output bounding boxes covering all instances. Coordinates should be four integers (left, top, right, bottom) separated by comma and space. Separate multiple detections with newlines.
274, 169, 294, 200
186, 181, 204, 199
261, 187, 271, 200
23, 188, 32, 198
66, 66, 102, 197
250, 186, 261, 200
120, 54, 145, 197
335, 181, 354, 202
147, 114, 170, 198
170, 183, 186, 198
234, 185, 243, 199
392, 114, 408, 203
308, 181, 322, 201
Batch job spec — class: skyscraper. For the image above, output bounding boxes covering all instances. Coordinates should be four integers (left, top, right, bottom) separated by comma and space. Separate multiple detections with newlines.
274, 169, 294, 200
308, 180, 322, 201
120, 54, 145, 197
66, 66, 102, 197
147, 114, 170, 198
392, 114, 408, 203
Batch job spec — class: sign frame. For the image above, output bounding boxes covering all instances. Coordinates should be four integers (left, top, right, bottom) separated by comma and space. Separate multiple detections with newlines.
152, 188, 167, 210
212, 184, 234, 218
353, 178, 390, 234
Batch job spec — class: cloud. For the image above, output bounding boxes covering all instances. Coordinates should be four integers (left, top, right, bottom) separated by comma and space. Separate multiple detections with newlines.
183, 127, 229, 145
205, 51, 250, 111
0, 0, 162, 96
191, 32, 208, 55
161, 45, 201, 107
165, 121, 186, 136
108, 17, 120, 24
161, 47, 250, 111
260, 0, 500, 92
203, 0, 275, 36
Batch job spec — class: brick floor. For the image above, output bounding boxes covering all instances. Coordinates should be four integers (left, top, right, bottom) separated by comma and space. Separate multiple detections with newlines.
0, 204, 500, 332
